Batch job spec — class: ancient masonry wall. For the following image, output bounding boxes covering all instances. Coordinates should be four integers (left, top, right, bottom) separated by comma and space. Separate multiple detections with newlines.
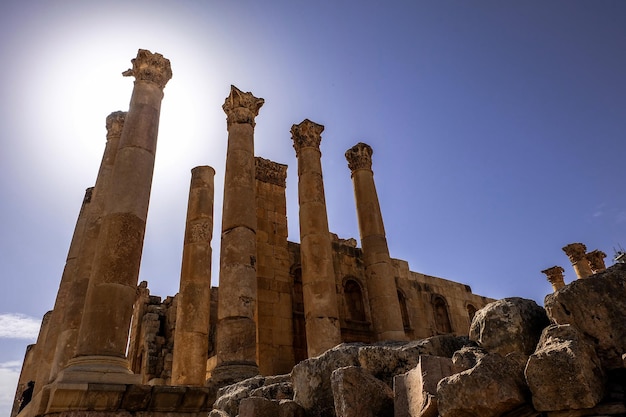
254, 157, 294, 375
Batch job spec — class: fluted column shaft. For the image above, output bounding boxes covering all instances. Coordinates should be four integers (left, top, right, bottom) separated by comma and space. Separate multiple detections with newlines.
214, 86, 264, 383
291, 119, 342, 357
67, 50, 171, 378
172, 166, 215, 386
542, 265, 566, 292
562, 243, 593, 279
48, 112, 126, 383
345, 143, 407, 341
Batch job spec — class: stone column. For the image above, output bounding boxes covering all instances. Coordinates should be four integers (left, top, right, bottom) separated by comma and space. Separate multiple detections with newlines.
345, 142, 407, 341
33, 187, 93, 394
49, 111, 126, 383
541, 266, 566, 292
62, 49, 171, 382
171, 166, 215, 386
291, 119, 342, 357
586, 250, 607, 274
213, 86, 264, 384
562, 243, 593, 279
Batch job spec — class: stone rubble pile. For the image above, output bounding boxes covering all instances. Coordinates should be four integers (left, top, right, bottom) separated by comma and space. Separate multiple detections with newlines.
210, 263, 626, 417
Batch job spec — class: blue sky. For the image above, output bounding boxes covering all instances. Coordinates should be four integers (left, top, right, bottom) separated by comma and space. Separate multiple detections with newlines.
0, 1, 624, 413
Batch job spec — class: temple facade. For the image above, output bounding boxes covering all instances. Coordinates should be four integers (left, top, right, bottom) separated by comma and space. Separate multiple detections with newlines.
12, 49, 493, 417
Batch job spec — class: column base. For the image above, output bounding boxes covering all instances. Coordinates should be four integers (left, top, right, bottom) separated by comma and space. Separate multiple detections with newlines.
208, 361, 259, 388
56, 355, 142, 385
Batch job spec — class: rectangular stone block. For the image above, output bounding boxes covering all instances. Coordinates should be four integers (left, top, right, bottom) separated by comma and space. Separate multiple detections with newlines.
120, 384, 152, 411
239, 396, 280, 417
394, 355, 455, 417
178, 386, 211, 412
148, 385, 185, 411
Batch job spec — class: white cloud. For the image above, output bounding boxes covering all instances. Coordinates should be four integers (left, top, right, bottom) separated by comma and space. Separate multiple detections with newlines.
0, 314, 40, 340
0, 361, 22, 416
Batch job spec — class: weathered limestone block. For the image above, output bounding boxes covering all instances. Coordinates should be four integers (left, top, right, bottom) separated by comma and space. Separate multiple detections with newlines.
331, 366, 394, 417
250, 381, 293, 400
470, 297, 549, 356
279, 399, 306, 417
358, 336, 471, 385
451, 346, 487, 371
213, 375, 265, 417
239, 396, 280, 417
437, 353, 528, 417
525, 324, 604, 412
394, 355, 455, 417
544, 263, 626, 369
209, 409, 231, 417
291, 344, 362, 417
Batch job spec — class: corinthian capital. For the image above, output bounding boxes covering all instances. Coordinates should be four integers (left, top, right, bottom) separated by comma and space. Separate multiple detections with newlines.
562, 243, 587, 263
222, 85, 264, 127
345, 142, 373, 172
541, 266, 565, 283
122, 49, 172, 90
105, 111, 127, 138
586, 249, 607, 272
291, 119, 324, 156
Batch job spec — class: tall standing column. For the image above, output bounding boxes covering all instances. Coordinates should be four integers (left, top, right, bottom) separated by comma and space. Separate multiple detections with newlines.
562, 243, 593, 279
172, 166, 215, 386
291, 119, 342, 357
213, 86, 264, 384
62, 49, 171, 382
541, 266, 566, 292
345, 142, 407, 341
49, 111, 126, 383
33, 187, 93, 395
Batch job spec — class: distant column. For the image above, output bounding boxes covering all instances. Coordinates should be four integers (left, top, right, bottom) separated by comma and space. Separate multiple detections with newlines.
541, 266, 566, 292
586, 250, 607, 274
171, 166, 215, 386
33, 187, 93, 393
62, 49, 171, 382
49, 111, 126, 382
213, 86, 264, 384
25, 311, 52, 399
562, 243, 593, 279
345, 142, 407, 341
291, 119, 342, 357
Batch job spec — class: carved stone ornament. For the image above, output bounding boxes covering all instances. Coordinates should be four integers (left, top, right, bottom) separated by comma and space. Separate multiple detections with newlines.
222, 85, 264, 127
291, 119, 324, 156
562, 243, 587, 263
122, 49, 172, 90
187, 221, 212, 244
586, 250, 607, 271
345, 142, 373, 172
83, 187, 95, 205
255, 157, 287, 187
541, 266, 565, 284
106, 111, 127, 137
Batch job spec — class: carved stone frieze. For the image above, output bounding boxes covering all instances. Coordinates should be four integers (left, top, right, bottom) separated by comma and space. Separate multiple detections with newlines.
345, 142, 373, 172
562, 243, 587, 263
122, 49, 172, 90
255, 157, 287, 187
105, 111, 127, 137
222, 85, 264, 127
291, 119, 324, 156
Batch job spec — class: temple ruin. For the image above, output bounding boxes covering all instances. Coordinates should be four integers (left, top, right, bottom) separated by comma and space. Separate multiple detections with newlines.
14, 49, 624, 417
